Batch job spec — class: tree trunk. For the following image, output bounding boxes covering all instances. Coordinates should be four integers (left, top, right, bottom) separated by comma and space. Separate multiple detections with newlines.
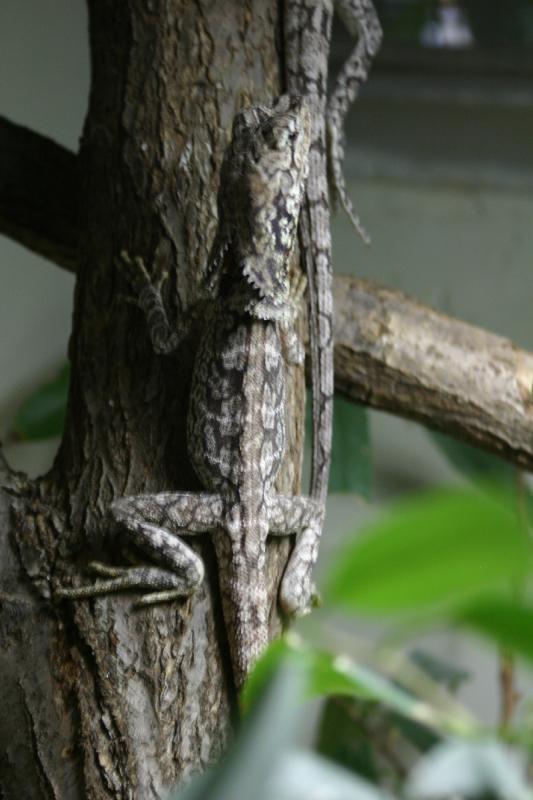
0, 2, 305, 797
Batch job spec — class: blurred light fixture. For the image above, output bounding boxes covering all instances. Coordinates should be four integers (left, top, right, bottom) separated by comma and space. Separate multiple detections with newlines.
420, 0, 474, 48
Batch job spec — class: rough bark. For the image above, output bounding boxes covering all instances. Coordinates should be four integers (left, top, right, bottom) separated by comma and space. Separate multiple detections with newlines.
334, 276, 533, 469
0, 2, 304, 797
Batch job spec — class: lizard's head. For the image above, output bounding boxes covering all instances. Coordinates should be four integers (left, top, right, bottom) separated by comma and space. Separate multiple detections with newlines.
221, 96, 311, 319
248, 94, 310, 184
229, 94, 310, 187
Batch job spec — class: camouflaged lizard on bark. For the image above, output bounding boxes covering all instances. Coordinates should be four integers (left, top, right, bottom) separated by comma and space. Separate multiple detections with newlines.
57, 95, 319, 689
282, 0, 382, 597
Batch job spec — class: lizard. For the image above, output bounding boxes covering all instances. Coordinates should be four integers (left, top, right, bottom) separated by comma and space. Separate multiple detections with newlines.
57, 94, 319, 689
280, 0, 382, 610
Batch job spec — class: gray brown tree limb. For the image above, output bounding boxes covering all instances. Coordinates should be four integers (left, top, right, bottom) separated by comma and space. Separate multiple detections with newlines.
0, 114, 78, 271
1, 126, 531, 472
334, 276, 533, 470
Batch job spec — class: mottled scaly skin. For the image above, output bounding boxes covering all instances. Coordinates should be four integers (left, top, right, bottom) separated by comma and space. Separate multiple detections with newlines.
188, 312, 286, 676
57, 96, 318, 689
282, 0, 382, 601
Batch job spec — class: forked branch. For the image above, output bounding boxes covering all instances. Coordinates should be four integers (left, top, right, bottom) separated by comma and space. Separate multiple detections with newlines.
1, 127, 532, 470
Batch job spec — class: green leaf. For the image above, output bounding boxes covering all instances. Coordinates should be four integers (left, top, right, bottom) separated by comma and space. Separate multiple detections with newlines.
174, 657, 397, 800
244, 637, 475, 738
406, 740, 532, 800
308, 650, 474, 736
457, 598, 533, 664
325, 487, 530, 615
178, 749, 397, 800
242, 637, 411, 716
241, 637, 298, 712
11, 365, 69, 441
174, 661, 305, 800
331, 396, 372, 497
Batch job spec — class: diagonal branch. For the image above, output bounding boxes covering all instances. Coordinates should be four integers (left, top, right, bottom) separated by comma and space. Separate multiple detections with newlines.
0, 115, 78, 271
1, 122, 532, 470
333, 276, 533, 471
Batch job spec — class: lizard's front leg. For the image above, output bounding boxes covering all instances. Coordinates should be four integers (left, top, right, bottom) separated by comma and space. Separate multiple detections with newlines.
119, 250, 186, 354
56, 492, 222, 605
280, 272, 307, 366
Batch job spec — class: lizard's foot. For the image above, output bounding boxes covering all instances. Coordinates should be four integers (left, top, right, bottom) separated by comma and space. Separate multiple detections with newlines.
85, 560, 130, 578
134, 589, 191, 607
116, 250, 181, 354
269, 496, 321, 615
279, 521, 321, 616
55, 563, 202, 603
118, 250, 170, 295
279, 570, 314, 617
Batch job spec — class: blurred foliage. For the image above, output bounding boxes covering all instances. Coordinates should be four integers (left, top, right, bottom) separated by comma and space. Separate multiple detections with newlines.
9, 364, 69, 441
173, 484, 533, 799
326, 487, 530, 614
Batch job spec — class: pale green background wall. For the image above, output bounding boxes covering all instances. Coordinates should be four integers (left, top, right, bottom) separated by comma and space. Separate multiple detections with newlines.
1, 1, 532, 725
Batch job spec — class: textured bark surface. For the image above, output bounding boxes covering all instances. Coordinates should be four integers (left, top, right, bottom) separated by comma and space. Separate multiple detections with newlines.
334, 276, 533, 468
0, 2, 305, 797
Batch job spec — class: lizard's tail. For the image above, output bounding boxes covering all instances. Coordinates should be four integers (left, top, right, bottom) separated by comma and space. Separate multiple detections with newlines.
213, 532, 270, 691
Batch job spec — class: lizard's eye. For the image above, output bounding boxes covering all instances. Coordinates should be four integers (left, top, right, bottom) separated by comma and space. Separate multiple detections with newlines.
261, 124, 277, 148
288, 130, 297, 141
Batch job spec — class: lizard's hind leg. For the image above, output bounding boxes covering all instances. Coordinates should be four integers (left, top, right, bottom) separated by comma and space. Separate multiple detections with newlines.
56, 492, 223, 605
268, 495, 321, 617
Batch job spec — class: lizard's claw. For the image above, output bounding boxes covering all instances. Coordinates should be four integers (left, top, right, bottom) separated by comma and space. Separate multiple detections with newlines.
279, 569, 315, 618
290, 272, 307, 306
117, 251, 153, 294
134, 589, 192, 607
86, 561, 129, 578
117, 250, 169, 297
